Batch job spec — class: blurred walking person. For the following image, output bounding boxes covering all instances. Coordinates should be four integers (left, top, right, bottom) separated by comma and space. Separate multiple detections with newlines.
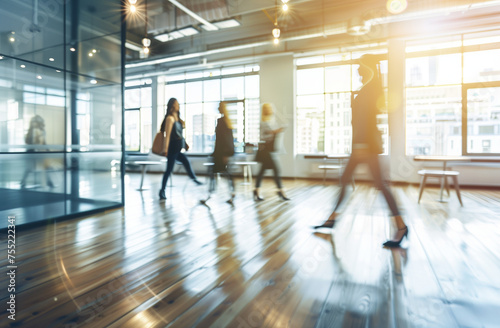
313, 54, 408, 248
158, 98, 202, 200
253, 103, 289, 201
200, 102, 236, 205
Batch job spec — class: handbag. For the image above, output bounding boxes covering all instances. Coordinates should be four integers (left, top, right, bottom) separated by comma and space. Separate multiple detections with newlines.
152, 131, 167, 156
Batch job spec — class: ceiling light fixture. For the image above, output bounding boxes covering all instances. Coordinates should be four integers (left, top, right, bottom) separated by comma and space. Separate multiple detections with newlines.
143, 0, 151, 56
168, 0, 218, 31
386, 0, 408, 14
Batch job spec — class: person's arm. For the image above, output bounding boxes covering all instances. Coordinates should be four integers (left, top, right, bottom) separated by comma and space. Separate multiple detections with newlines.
163, 116, 175, 155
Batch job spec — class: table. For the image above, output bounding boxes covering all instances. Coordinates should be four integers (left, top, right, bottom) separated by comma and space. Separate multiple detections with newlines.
125, 159, 166, 190
232, 161, 258, 185
414, 156, 471, 203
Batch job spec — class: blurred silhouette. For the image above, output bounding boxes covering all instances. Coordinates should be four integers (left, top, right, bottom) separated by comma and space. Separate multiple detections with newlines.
254, 103, 289, 201
158, 98, 202, 200
200, 102, 236, 205
313, 54, 408, 248
20, 115, 54, 189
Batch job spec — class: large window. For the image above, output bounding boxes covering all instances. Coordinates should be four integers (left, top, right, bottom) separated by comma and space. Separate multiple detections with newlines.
406, 30, 500, 156
124, 80, 152, 153
296, 51, 388, 155
159, 65, 260, 153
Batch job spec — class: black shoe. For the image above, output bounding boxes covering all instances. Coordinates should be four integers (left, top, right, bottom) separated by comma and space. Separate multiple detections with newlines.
226, 194, 235, 205
193, 179, 203, 186
313, 219, 336, 229
253, 190, 264, 201
383, 227, 408, 248
277, 191, 290, 201
159, 190, 166, 200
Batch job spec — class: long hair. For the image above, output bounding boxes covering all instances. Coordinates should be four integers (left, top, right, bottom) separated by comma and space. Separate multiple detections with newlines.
160, 97, 184, 131
261, 103, 273, 122
219, 102, 233, 129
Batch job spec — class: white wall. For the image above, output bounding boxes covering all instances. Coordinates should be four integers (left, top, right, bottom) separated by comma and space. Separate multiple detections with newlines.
259, 55, 296, 177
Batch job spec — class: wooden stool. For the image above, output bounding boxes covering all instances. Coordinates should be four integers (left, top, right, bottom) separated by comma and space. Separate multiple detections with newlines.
417, 169, 463, 206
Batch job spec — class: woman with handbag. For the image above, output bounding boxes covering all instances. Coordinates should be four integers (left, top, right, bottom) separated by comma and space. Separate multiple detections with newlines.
200, 102, 236, 205
158, 98, 202, 200
253, 103, 289, 201
313, 54, 408, 248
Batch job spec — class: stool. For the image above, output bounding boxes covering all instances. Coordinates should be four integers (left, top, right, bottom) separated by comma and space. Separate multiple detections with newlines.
318, 164, 355, 188
417, 169, 463, 206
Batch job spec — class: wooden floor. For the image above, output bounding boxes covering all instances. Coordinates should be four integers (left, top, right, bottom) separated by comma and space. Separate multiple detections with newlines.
1, 172, 500, 328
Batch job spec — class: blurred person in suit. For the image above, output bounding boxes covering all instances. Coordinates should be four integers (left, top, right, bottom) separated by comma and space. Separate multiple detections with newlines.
201, 102, 236, 205
313, 54, 408, 248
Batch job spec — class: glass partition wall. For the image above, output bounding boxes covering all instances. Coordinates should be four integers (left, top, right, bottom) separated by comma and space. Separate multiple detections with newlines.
0, 0, 124, 229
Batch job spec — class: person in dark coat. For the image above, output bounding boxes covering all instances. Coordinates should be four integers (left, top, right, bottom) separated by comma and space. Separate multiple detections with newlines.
201, 102, 236, 205
313, 54, 408, 248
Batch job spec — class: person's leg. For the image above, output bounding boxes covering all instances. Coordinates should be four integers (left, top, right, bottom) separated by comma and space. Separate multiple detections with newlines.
222, 166, 235, 203
366, 154, 401, 218
254, 160, 267, 200
314, 153, 359, 229
268, 155, 283, 190
161, 152, 178, 192
366, 154, 408, 246
176, 152, 201, 184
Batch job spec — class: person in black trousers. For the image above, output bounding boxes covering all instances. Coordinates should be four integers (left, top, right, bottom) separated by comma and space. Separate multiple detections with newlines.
158, 98, 202, 200
313, 54, 408, 248
253, 103, 289, 201
200, 102, 236, 205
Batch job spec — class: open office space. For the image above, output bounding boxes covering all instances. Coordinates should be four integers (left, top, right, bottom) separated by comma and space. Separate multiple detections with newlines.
1, 0, 500, 327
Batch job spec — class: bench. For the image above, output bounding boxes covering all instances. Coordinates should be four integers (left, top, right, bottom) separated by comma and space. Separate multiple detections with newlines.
417, 169, 463, 206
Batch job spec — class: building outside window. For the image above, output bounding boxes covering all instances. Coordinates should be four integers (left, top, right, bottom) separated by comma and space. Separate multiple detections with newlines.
124, 79, 152, 153
406, 30, 500, 156
295, 50, 388, 155
158, 64, 260, 153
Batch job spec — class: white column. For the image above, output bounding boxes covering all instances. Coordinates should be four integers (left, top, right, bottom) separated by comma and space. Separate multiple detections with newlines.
259, 55, 295, 177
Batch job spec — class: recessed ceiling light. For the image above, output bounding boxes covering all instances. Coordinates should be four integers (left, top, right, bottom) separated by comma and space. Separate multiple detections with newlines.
56, 70, 61, 72
88, 53, 93, 57
70, 47, 76, 52
211, 19, 240, 29
37, 75, 42, 79
0, 56, 3, 60
49, 58, 55, 61
20, 64, 26, 68
169, 31, 184, 39
92, 49, 97, 53
178, 27, 199, 36
90, 79, 97, 84
154, 34, 171, 42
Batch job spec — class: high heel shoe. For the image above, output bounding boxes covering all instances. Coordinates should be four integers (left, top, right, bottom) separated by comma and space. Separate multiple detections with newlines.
313, 219, 336, 229
253, 190, 264, 201
383, 226, 408, 248
277, 191, 290, 201
227, 194, 235, 205
159, 189, 166, 200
